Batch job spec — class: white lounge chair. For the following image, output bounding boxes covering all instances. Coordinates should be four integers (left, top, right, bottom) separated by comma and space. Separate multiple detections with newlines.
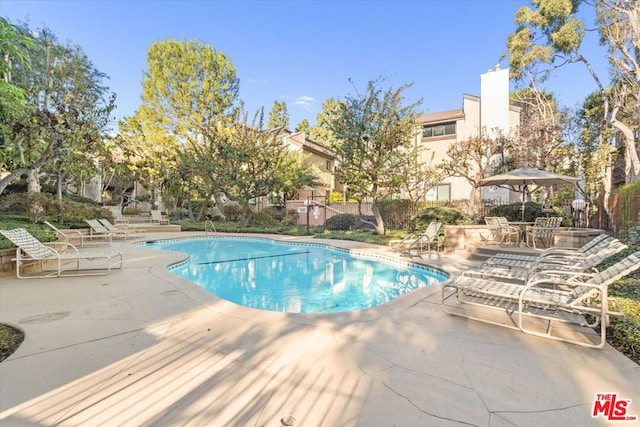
465, 239, 627, 283
98, 218, 146, 239
0, 228, 123, 279
478, 237, 627, 279
483, 233, 612, 269
85, 219, 140, 240
108, 207, 129, 225
389, 221, 442, 257
43, 220, 110, 246
150, 210, 169, 225
441, 251, 640, 348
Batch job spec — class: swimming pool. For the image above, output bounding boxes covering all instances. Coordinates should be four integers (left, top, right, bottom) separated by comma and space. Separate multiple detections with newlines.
142, 236, 448, 313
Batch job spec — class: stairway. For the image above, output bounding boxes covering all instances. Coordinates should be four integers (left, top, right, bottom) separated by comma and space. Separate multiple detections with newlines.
461, 242, 543, 262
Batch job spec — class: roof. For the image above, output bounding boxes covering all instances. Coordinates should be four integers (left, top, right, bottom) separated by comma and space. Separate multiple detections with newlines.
418, 108, 465, 124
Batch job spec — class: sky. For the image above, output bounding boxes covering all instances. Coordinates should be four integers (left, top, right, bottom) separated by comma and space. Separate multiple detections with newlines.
2, 0, 610, 131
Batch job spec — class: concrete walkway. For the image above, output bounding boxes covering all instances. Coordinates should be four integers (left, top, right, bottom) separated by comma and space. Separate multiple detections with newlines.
0, 233, 638, 426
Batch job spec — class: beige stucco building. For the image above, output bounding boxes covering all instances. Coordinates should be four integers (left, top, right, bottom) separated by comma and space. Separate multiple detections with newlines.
279, 130, 337, 200
416, 66, 521, 203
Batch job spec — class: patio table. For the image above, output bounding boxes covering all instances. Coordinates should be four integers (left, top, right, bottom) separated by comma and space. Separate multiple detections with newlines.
508, 221, 534, 247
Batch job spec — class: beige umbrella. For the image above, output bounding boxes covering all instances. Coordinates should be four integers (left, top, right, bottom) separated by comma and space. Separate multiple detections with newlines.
480, 167, 579, 220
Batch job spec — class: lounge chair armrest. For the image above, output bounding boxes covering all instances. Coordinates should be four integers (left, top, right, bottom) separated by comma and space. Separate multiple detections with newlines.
526, 269, 597, 284
44, 241, 81, 254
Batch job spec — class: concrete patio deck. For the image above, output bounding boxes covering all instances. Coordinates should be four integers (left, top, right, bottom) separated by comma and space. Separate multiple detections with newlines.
0, 232, 638, 426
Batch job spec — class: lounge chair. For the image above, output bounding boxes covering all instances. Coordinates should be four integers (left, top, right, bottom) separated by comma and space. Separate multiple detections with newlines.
389, 221, 442, 257
43, 220, 110, 246
85, 219, 141, 240
0, 228, 123, 279
150, 210, 169, 225
526, 216, 563, 248
108, 207, 129, 225
441, 251, 640, 348
465, 238, 627, 283
481, 234, 618, 271
98, 218, 146, 239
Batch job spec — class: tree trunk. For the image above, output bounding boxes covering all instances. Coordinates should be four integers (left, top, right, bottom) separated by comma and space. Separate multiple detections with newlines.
371, 201, 385, 235
27, 168, 41, 193
0, 167, 29, 195
213, 193, 227, 219
240, 202, 250, 227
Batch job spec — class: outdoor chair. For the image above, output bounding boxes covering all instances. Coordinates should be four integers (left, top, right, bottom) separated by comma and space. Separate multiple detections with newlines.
108, 207, 129, 225
0, 228, 123, 279
526, 216, 563, 249
44, 220, 110, 246
482, 234, 614, 270
441, 250, 640, 348
86, 219, 139, 240
464, 238, 627, 283
150, 210, 169, 225
481, 216, 518, 245
98, 218, 146, 239
389, 221, 443, 257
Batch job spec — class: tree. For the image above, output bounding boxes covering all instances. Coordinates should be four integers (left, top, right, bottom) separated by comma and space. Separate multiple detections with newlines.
510, 87, 570, 170
504, 0, 640, 183
309, 97, 343, 146
0, 17, 35, 121
0, 23, 114, 196
136, 38, 240, 210
202, 109, 316, 225
294, 118, 310, 133
328, 78, 422, 234
438, 131, 513, 220
267, 100, 289, 129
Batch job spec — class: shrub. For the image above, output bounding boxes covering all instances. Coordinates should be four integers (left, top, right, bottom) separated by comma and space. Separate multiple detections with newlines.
282, 209, 300, 225
249, 211, 278, 226
51, 200, 111, 225
223, 203, 243, 221
488, 202, 573, 226
261, 206, 286, 221
328, 191, 344, 203
122, 207, 141, 215
379, 199, 415, 229
326, 213, 356, 231
410, 207, 472, 231
0, 192, 55, 223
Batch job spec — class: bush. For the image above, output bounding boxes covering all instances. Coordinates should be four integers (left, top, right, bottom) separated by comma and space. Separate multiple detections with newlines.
122, 207, 141, 215
282, 209, 300, 225
379, 199, 415, 229
326, 213, 356, 231
261, 206, 286, 221
488, 202, 573, 226
0, 192, 55, 223
249, 211, 278, 226
223, 203, 243, 221
410, 207, 473, 231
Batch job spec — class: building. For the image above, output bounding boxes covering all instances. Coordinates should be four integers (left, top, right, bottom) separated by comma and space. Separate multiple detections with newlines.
279, 129, 337, 200
416, 66, 521, 203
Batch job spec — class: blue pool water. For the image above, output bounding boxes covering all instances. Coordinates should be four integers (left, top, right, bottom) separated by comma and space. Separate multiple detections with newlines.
142, 237, 448, 313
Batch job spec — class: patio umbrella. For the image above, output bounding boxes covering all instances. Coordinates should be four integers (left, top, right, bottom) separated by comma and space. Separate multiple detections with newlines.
479, 167, 579, 220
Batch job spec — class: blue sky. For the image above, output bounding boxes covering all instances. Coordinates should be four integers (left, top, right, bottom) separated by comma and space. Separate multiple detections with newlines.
3, 0, 609, 130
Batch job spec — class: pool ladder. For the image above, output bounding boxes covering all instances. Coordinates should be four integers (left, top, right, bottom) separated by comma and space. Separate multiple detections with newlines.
204, 219, 216, 234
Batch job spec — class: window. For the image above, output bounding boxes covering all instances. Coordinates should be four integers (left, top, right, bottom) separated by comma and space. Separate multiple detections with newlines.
325, 160, 331, 171
425, 184, 451, 201
422, 122, 456, 138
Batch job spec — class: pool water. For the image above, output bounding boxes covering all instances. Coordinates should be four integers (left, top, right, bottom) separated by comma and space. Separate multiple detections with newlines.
142, 237, 448, 313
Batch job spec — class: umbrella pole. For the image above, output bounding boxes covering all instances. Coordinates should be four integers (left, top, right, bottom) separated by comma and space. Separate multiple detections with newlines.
521, 185, 526, 222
